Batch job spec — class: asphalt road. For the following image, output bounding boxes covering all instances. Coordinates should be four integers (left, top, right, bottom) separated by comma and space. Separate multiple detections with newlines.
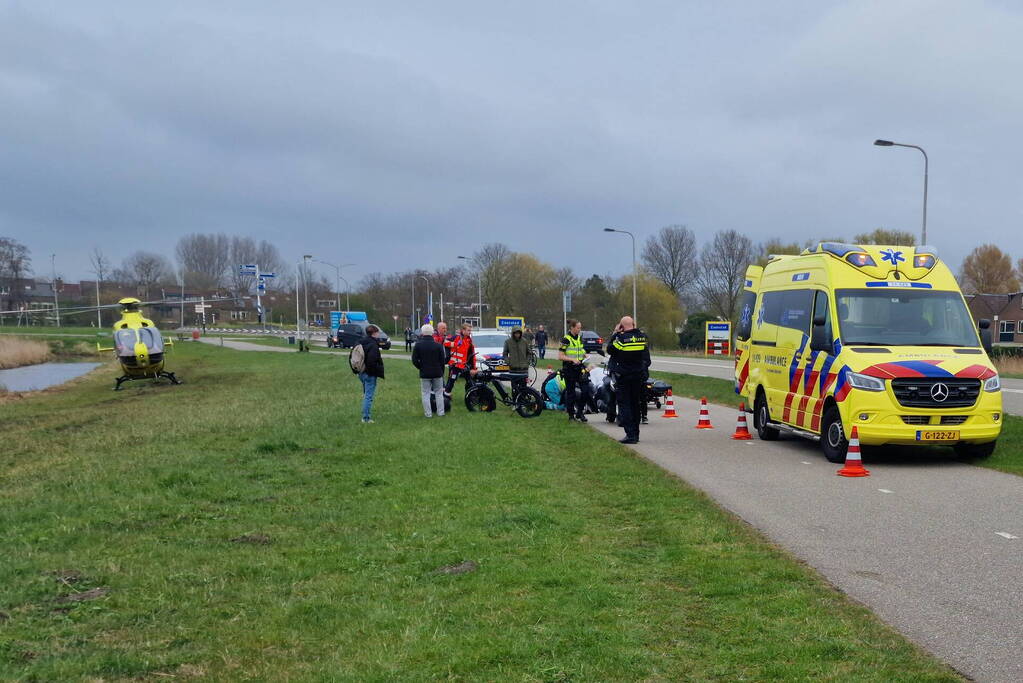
646, 354, 1023, 417
592, 397, 1023, 682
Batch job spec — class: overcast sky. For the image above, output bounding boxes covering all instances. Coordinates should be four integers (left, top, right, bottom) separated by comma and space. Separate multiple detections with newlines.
3, 1, 1021, 286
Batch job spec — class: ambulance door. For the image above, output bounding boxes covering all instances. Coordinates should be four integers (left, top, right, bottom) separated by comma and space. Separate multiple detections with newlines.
772, 289, 814, 426
749, 289, 782, 414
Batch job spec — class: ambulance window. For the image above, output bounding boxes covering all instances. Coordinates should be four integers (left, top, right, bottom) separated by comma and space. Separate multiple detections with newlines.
736, 291, 757, 341
778, 290, 813, 332
760, 291, 784, 326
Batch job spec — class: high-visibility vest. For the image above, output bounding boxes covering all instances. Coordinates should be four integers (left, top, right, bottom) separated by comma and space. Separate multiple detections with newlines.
449, 335, 473, 368
563, 334, 585, 362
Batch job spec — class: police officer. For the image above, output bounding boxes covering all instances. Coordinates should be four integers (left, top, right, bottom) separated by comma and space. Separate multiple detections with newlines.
606, 316, 650, 444
558, 319, 588, 422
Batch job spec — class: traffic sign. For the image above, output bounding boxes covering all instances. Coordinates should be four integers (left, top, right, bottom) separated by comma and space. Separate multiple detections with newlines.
259, 272, 276, 278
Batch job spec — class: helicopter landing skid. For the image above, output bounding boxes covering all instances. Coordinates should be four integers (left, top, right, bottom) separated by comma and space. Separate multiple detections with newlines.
113, 372, 183, 391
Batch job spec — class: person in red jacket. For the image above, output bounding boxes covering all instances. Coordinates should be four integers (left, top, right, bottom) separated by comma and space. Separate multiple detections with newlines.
443, 322, 477, 398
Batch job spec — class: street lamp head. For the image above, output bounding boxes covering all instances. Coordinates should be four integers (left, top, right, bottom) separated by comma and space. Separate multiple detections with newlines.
457, 255, 468, 260
874, 139, 894, 146
603, 228, 616, 233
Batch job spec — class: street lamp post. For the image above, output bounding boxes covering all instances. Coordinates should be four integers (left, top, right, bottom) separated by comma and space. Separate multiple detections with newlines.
313, 259, 355, 316
302, 254, 312, 337
874, 139, 929, 245
603, 228, 637, 325
418, 275, 432, 324
457, 255, 482, 325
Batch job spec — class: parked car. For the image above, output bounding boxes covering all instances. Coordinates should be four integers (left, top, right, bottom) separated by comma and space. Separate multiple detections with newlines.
330, 323, 392, 350
470, 328, 511, 367
581, 330, 606, 355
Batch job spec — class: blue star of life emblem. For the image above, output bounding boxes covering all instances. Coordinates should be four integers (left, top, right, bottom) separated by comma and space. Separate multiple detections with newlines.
880, 249, 905, 266
756, 304, 765, 328
740, 303, 752, 328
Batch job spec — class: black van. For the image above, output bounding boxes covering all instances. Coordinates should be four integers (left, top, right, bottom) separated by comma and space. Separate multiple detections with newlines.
331, 323, 392, 350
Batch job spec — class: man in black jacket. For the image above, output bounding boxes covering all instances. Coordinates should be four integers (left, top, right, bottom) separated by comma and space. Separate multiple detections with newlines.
606, 316, 650, 444
534, 325, 549, 358
412, 324, 446, 417
358, 326, 385, 423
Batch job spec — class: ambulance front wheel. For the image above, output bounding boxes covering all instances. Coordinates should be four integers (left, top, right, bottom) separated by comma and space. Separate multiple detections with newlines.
821, 405, 848, 463
753, 392, 779, 441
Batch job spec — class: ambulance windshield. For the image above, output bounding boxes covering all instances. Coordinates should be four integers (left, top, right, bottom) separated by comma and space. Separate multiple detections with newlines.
835, 289, 979, 348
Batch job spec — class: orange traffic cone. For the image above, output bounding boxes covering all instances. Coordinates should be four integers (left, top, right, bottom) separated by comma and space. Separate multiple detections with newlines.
695, 397, 714, 429
731, 403, 753, 440
661, 389, 679, 418
837, 426, 870, 477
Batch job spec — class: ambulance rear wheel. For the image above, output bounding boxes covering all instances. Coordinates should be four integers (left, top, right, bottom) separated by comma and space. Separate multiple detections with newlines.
821, 406, 848, 463
754, 393, 779, 441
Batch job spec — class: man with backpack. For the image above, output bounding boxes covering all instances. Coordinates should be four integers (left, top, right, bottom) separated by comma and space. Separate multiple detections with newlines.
350, 325, 385, 423
412, 324, 446, 418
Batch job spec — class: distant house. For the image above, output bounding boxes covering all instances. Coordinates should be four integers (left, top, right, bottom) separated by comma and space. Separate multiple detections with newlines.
965, 293, 1023, 345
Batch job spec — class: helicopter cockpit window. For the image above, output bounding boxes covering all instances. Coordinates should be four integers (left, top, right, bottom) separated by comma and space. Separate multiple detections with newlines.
114, 329, 138, 356
138, 327, 164, 353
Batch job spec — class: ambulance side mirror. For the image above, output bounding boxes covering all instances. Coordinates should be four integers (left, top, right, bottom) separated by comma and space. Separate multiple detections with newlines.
978, 319, 993, 355
810, 315, 831, 354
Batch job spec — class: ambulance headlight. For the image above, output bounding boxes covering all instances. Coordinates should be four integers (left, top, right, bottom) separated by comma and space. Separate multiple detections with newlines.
848, 371, 885, 392
984, 374, 1001, 392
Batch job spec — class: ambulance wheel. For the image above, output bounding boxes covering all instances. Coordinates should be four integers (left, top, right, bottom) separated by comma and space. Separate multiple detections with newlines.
954, 440, 996, 459
821, 406, 848, 463
753, 392, 779, 441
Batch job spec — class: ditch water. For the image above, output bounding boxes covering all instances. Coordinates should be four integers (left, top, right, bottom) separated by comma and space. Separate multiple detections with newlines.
0, 362, 102, 392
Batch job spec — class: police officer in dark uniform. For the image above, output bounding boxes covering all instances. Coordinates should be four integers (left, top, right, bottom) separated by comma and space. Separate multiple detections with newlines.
606, 316, 650, 444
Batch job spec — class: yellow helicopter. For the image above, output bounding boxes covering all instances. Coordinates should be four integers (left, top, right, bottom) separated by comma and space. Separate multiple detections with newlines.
97, 297, 182, 390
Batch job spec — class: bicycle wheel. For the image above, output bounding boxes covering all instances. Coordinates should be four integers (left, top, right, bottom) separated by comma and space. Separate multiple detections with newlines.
465, 385, 497, 412
514, 387, 544, 418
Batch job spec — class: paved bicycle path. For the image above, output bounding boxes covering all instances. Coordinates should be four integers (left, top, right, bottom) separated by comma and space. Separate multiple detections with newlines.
593, 398, 1023, 682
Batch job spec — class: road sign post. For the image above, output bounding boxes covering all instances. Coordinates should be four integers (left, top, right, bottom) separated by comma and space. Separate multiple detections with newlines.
705, 321, 732, 356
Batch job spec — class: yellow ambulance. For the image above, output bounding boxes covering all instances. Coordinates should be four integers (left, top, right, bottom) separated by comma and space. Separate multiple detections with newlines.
734, 243, 1002, 462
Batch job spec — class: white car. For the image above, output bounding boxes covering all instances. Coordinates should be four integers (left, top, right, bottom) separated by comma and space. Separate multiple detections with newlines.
470, 328, 511, 366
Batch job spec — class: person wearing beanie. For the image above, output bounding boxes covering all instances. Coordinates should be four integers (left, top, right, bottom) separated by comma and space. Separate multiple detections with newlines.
411, 323, 446, 417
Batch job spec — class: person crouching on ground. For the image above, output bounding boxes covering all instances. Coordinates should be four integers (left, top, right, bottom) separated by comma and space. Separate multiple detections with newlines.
412, 323, 446, 418
503, 326, 535, 396
558, 319, 588, 422
359, 325, 385, 423
606, 316, 650, 444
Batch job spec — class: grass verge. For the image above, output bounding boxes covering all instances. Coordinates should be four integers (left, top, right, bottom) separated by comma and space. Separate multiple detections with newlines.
0, 345, 958, 680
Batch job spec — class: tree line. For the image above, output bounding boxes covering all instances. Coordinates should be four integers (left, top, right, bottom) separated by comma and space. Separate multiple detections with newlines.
4, 227, 1021, 342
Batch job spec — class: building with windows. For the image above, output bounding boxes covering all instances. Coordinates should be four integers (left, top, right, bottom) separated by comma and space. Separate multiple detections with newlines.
966, 293, 1023, 345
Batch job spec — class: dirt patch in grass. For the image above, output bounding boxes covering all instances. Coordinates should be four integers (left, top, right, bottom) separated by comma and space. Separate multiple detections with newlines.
56, 587, 109, 604
231, 533, 272, 545
435, 560, 478, 575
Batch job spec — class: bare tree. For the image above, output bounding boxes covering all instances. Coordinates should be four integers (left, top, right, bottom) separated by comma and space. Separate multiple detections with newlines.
89, 248, 110, 283
176, 233, 231, 291
641, 224, 697, 299
0, 237, 32, 312
120, 251, 174, 301
695, 229, 756, 320
960, 245, 1020, 294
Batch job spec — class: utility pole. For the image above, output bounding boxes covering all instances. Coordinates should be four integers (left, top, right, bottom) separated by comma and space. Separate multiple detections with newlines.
51, 254, 61, 327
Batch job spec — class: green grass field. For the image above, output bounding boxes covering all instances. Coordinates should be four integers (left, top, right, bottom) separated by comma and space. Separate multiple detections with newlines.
0, 345, 961, 680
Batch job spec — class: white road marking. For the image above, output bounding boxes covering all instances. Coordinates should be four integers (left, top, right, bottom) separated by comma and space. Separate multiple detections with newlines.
878, 489, 893, 494
800, 461, 812, 465
995, 532, 1018, 540
1001, 388, 1023, 394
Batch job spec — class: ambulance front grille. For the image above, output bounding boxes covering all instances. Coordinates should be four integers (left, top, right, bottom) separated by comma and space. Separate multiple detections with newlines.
891, 378, 981, 409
